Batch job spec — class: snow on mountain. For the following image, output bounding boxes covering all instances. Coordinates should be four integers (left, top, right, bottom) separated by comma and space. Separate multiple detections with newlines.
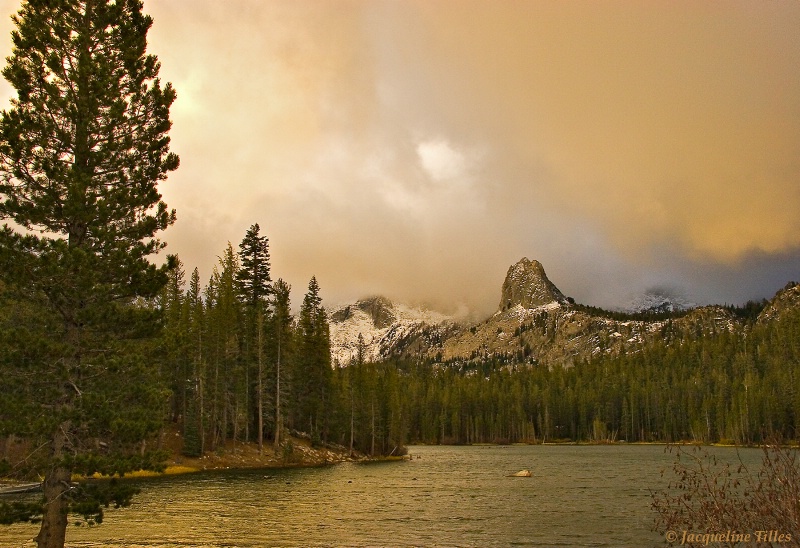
626, 291, 695, 314
328, 296, 454, 366
500, 301, 563, 322
327, 258, 794, 368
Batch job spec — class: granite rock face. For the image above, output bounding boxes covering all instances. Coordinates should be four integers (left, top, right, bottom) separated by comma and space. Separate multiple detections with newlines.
328, 258, 799, 368
498, 258, 567, 311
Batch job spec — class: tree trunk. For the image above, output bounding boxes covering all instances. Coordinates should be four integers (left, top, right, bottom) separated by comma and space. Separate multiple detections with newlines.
211, 357, 219, 451
244, 365, 250, 444
199, 374, 205, 455
371, 400, 376, 457
232, 400, 238, 451
36, 423, 72, 548
274, 323, 282, 451
257, 310, 263, 455
197, 331, 205, 455
349, 387, 354, 456
274, 354, 281, 451
36, 465, 71, 548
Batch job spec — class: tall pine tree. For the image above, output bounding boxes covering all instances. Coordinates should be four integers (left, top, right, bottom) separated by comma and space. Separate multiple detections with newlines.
236, 223, 271, 447
237, 223, 271, 309
270, 278, 293, 450
294, 276, 331, 445
181, 267, 205, 457
205, 244, 241, 450
0, 1, 178, 546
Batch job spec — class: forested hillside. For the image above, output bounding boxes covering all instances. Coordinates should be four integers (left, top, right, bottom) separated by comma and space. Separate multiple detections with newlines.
335, 287, 799, 447
151, 228, 800, 454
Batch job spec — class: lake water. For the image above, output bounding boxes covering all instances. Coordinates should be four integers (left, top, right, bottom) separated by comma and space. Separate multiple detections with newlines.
3, 444, 764, 547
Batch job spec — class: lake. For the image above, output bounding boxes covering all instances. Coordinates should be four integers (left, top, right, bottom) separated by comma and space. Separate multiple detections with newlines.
3, 444, 764, 547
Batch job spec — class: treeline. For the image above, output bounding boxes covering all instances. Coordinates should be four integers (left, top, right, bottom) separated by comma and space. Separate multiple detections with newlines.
568, 300, 693, 322
380, 307, 800, 445
568, 298, 768, 323
160, 225, 799, 455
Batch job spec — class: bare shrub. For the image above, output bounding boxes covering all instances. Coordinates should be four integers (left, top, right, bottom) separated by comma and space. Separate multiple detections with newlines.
651, 441, 800, 547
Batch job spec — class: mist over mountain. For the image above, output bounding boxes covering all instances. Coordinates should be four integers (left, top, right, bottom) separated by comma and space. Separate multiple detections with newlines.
329, 257, 799, 368
625, 288, 695, 315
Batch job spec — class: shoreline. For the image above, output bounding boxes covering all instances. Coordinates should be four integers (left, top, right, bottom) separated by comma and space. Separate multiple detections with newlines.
411, 439, 797, 448
69, 436, 799, 482
125, 435, 362, 479
111, 435, 414, 480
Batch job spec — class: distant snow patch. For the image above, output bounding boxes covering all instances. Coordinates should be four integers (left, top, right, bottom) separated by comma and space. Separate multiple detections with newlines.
329, 298, 454, 366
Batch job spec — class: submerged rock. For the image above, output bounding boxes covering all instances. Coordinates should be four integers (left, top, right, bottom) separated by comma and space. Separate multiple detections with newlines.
508, 469, 532, 477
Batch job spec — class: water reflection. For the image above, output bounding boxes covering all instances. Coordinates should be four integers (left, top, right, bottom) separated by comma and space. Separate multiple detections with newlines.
3, 444, 763, 547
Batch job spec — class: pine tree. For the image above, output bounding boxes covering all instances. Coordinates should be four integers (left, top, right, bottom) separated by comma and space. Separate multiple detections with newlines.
270, 278, 293, 450
0, 1, 178, 545
182, 267, 205, 457
236, 223, 271, 446
161, 257, 189, 425
237, 223, 271, 309
294, 276, 331, 444
205, 244, 241, 450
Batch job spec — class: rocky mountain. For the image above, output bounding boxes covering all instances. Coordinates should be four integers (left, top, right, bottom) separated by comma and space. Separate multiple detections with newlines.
328, 296, 457, 366
625, 290, 695, 314
328, 258, 798, 368
756, 281, 800, 324
498, 258, 567, 310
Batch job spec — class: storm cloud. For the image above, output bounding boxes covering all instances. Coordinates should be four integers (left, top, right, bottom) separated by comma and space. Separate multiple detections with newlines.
1, 0, 798, 314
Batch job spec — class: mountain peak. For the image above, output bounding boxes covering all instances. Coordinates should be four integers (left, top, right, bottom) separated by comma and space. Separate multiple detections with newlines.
328, 296, 455, 365
330, 295, 396, 328
499, 258, 566, 311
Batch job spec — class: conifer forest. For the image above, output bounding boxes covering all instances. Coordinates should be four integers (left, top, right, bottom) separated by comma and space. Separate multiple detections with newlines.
151, 231, 800, 456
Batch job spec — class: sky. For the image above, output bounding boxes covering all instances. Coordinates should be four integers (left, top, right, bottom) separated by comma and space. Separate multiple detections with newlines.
1, 1, 799, 316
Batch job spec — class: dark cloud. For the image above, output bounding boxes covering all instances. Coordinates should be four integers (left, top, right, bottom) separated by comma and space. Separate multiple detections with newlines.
1, 0, 797, 315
